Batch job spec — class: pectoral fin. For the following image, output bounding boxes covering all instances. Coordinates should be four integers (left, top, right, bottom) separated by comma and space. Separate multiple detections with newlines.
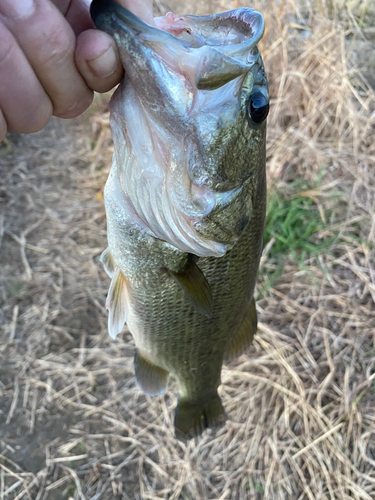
165, 261, 213, 318
225, 298, 257, 361
106, 267, 128, 339
134, 349, 169, 396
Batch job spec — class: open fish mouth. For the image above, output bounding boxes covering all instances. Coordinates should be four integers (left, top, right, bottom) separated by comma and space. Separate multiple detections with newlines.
90, 0, 264, 91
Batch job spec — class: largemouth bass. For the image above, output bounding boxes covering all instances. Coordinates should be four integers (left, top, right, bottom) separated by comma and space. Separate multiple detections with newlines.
90, 0, 269, 438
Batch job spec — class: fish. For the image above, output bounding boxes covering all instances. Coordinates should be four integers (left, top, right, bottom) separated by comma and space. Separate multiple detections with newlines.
90, 0, 269, 438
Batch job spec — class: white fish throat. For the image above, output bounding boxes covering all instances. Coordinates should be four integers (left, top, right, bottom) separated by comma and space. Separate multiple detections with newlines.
106, 83, 238, 258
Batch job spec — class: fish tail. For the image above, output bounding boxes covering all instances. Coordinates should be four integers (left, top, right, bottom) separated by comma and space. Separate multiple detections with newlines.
174, 393, 225, 439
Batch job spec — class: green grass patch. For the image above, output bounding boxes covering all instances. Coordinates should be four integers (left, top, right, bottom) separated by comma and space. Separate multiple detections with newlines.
6, 281, 26, 299
264, 180, 337, 261
245, 480, 265, 493
257, 178, 340, 299
70, 442, 86, 454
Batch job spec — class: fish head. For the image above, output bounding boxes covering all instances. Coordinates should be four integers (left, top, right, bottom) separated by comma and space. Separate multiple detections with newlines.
91, 0, 268, 257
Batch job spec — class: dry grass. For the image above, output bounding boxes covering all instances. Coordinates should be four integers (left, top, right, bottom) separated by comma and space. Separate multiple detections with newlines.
1, 0, 375, 499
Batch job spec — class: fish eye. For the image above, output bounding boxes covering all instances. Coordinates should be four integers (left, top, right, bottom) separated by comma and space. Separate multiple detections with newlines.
247, 91, 269, 125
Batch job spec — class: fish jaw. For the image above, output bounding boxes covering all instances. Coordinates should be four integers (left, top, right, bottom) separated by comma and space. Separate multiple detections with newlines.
90, 1, 264, 93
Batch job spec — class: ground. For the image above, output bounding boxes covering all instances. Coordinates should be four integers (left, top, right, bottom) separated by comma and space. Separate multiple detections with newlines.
1, 0, 375, 499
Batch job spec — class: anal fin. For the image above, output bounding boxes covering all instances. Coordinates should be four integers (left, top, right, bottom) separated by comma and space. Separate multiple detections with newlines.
134, 349, 169, 396
225, 297, 257, 362
174, 393, 225, 439
165, 260, 213, 318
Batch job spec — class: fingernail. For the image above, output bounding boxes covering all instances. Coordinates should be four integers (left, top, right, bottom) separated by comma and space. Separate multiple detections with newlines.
0, 0, 35, 19
87, 46, 119, 79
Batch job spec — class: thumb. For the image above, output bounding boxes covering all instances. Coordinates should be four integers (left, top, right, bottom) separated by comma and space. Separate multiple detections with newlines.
75, 0, 155, 93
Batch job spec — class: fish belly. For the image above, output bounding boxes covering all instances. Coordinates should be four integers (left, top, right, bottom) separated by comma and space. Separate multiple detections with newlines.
123, 169, 266, 436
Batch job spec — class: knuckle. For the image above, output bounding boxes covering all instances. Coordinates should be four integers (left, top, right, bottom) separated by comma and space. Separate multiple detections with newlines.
38, 23, 75, 69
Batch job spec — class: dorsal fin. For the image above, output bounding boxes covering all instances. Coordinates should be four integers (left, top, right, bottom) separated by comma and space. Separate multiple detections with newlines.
165, 260, 213, 318
225, 298, 257, 361
100, 247, 115, 278
105, 267, 128, 339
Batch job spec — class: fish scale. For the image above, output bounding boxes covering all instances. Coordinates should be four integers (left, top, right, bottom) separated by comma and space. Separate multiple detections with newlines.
127, 168, 265, 402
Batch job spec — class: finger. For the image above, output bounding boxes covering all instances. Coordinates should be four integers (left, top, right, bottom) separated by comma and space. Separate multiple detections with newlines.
76, 29, 123, 93
52, 0, 94, 34
75, 0, 154, 94
0, 0, 93, 119
0, 21, 52, 134
0, 108, 7, 143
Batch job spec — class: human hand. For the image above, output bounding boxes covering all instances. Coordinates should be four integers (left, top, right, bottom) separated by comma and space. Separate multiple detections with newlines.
0, 0, 154, 142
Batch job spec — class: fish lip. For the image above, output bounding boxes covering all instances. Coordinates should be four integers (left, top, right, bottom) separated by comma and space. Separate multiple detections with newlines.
90, 1, 264, 48
90, 0, 184, 47
179, 9, 265, 58
90, 1, 264, 61
90, 0, 146, 33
